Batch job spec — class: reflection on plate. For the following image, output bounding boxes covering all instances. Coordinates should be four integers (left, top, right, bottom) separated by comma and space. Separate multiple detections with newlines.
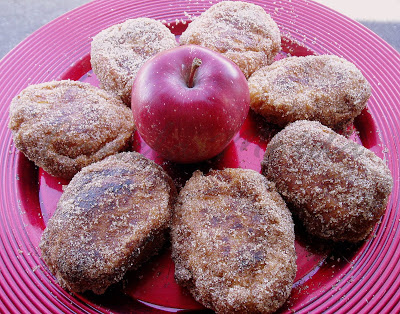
0, 0, 399, 313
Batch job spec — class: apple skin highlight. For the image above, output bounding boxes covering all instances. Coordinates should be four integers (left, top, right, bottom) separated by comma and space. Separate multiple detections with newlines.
131, 45, 250, 163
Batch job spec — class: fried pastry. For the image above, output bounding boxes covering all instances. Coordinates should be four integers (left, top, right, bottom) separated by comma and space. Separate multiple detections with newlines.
248, 55, 371, 131
262, 120, 393, 242
179, 1, 281, 78
172, 168, 296, 313
91, 18, 177, 105
40, 152, 177, 294
8, 80, 134, 179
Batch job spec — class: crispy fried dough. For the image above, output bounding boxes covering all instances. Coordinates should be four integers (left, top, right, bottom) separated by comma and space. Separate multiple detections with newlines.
172, 168, 296, 313
91, 18, 177, 105
248, 55, 371, 131
8, 80, 134, 179
40, 152, 177, 294
179, 1, 281, 78
262, 120, 393, 242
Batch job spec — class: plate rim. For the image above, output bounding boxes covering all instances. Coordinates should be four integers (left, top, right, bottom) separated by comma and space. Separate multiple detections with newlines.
1, 0, 399, 313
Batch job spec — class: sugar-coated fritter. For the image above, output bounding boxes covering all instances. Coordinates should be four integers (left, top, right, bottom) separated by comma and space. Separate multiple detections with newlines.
172, 168, 296, 313
248, 55, 371, 131
8, 80, 134, 179
91, 18, 177, 105
179, 1, 281, 78
40, 152, 177, 294
262, 120, 393, 242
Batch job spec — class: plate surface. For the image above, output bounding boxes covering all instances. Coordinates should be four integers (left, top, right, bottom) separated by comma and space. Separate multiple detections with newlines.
1, 0, 399, 313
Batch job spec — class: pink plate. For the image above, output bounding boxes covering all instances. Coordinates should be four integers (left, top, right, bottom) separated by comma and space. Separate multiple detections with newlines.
1, 0, 400, 313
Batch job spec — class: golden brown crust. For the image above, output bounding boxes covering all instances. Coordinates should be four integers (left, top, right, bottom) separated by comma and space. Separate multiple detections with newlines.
90, 18, 177, 105
171, 168, 296, 313
248, 55, 371, 131
179, 1, 281, 78
8, 80, 134, 179
39, 152, 177, 294
262, 120, 393, 242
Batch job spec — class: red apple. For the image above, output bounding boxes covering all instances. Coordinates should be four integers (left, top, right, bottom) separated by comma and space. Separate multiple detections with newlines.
131, 45, 250, 163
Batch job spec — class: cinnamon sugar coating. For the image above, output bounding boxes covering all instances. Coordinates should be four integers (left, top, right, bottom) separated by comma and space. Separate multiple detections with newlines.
248, 55, 371, 131
262, 120, 393, 242
179, 1, 281, 78
171, 168, 296, 313
8, 80, 134, 179
91, 18, 177, 105
40, 152, 177, 294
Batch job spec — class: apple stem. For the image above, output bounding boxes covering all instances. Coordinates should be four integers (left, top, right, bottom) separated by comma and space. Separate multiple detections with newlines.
187, 58, 202, 88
